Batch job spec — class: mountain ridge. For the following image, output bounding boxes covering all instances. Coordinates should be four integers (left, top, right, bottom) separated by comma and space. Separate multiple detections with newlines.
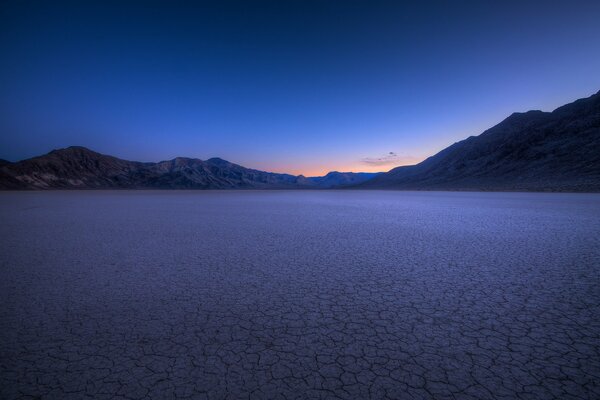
355, 90, 600, 192
2, 90, 599, 191
0, 147, 378, 190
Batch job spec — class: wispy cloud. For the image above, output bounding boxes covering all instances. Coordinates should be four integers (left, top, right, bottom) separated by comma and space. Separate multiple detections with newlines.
361, 152, 418, 167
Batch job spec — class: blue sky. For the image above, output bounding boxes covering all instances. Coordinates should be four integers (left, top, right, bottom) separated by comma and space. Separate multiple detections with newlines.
1, 0, 599, 175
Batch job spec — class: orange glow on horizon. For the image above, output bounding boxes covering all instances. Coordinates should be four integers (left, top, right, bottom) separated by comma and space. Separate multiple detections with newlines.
255, 158, 425, 177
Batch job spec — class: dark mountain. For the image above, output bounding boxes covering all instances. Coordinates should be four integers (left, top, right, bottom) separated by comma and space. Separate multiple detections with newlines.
307, 171, 382, 188
3, 90, 598, 191
358, 90, 600, 192
0, 147, 379, 190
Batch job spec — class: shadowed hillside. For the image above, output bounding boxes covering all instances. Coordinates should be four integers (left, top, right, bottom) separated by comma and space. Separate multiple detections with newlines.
357, 90, 600, 192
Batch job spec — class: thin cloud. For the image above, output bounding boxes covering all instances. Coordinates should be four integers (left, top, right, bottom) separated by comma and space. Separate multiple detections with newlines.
361, 152, 418, 167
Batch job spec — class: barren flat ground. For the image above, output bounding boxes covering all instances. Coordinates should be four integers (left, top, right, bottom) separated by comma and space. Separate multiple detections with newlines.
1, 191, 599, 400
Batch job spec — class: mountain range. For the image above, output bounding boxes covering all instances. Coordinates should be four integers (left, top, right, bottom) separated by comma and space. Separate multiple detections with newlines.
1, 90, 599, 191
0, 146, 379, 190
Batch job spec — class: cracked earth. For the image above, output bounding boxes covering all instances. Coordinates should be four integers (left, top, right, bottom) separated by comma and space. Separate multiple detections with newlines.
1, 191, 599, 399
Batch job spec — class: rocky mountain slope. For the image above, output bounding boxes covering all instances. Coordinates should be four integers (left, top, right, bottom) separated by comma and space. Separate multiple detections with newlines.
0, 147, 376, 189
358, 90, 600, 192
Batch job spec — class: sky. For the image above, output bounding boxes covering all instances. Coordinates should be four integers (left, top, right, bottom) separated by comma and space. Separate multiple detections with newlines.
1, 0, 600, 176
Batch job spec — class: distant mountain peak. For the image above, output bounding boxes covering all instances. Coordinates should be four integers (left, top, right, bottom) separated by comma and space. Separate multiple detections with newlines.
45, 146, 112, 162
507, 110, 545, 118
171, 156, 199, 163
500, 109, 549, 126
50, 145, 97, 154
206, 157, 231, 165
307, 171, 382, 187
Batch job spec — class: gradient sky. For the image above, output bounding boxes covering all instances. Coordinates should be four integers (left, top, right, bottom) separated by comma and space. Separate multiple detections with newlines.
1, 0, 600, 176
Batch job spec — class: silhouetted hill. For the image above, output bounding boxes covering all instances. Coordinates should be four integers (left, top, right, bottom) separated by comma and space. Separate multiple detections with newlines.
0, 147, 378, 190
358, 90, 600, 192
307, 171, 382, 187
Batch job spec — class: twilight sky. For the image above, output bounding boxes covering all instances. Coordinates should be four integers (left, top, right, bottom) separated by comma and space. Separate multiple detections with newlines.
1, 0, 600, 176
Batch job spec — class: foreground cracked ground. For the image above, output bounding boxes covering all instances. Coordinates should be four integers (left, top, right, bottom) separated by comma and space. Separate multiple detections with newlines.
1, 191, 599, 399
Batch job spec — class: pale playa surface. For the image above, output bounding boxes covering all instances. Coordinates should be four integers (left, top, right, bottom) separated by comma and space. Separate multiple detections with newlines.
1, 191, 599, 399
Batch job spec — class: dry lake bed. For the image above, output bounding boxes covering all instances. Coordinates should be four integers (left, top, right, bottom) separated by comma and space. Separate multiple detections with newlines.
1, 191, 599, 400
